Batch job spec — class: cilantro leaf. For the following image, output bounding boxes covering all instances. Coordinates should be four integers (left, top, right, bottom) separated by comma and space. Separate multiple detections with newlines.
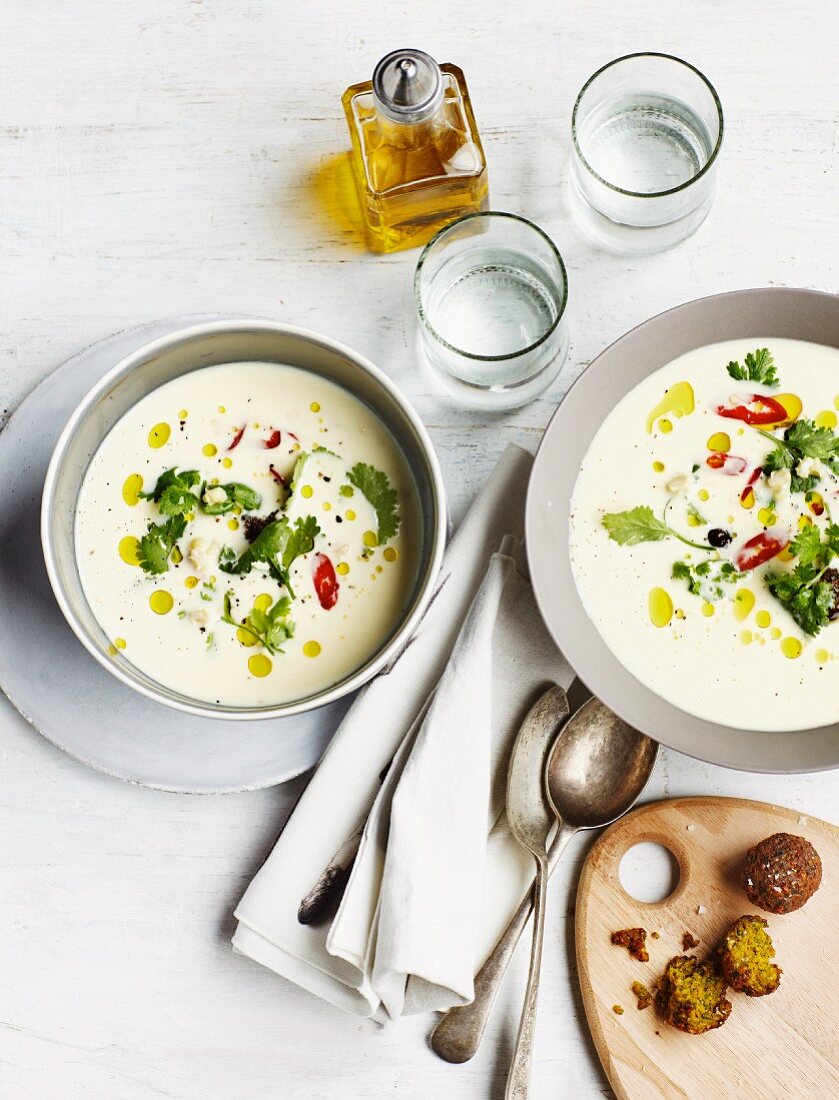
280, 514, 320, 573
784, 418, 839, 466
758, 418, 839, 488
139, 468, 201, 516
672, 558, 738, 601
218, 515, 320, 598
201, 481, 261, 515
793, 582, 835, 636
823, 523, 839, 559
137, 514, 187, 574
347, 462, 401, 544
761, 442, 820, 494
766, 562, 817, 603
766, 566, 834, 636
671, 560, 692, 586
603, 506, 675, 546
726, 348, 779, 388
789, 522, 839, 572
793, 473, 822, 494
765, 524, 839, 635
760, 442, 794, 475
222, 590, 295, 655
790, 524, 825, 568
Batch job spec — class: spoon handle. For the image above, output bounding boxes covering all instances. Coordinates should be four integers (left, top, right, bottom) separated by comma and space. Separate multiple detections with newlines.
505, 853, 548, 1100
430, 822, 577, 1064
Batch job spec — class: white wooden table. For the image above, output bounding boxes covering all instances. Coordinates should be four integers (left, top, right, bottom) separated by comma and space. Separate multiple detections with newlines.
1, 2, 837, 1097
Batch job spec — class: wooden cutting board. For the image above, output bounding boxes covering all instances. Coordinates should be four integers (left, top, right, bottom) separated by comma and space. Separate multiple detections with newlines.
576, 797, 838, 1100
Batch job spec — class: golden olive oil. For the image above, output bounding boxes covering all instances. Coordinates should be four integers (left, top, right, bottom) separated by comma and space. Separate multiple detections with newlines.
342, 51, 488, 253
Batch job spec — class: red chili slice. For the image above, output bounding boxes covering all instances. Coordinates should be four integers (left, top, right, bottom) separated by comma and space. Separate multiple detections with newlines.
735, 531, 788, 571
716, 394, 788, 425
268, 464, 287, 486
263, 430, 282, 449
228, 424, 246, 450
740, 466, 763, 503
312, 552, 339, 610
706, 452, 748, 474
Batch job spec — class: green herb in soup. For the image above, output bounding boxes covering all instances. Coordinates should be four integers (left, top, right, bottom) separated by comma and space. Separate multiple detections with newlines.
219, 515, 320, 600
200, 481, 261, 515
726, 348, 779, 388
347, 462, 401, 544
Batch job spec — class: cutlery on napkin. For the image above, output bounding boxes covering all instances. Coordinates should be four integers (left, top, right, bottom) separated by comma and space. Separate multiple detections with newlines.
232, 443, 572, 1019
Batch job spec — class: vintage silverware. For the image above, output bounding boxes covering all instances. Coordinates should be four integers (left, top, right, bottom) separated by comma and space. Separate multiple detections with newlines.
297, 759, 393, 925
503, 685, 570, 1100
431, 695, 657, 1066
297, 820, 365, 925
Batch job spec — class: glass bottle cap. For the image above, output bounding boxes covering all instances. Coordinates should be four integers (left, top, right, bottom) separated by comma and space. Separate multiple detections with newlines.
372, 49, 444, 124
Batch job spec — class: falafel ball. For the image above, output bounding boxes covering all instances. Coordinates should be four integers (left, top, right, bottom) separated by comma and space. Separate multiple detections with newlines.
742, 832, 822, 914
655, 955, 732, 1034
717, 915, 781, 996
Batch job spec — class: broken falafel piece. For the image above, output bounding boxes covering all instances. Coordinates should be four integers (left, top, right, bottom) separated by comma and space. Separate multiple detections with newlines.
682, 931, 700, 950
742, 832, 822, 914
611, 927, 649, 962
717, 915, 781, 996
655, 955, 731, 1034
631, 981, 653, 1010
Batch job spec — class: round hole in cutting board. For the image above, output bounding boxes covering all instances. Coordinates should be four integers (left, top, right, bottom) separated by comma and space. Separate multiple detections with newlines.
618, 842, 680, 903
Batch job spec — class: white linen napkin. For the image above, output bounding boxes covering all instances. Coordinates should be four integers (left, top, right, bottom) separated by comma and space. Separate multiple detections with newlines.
232, 444, 572, 1019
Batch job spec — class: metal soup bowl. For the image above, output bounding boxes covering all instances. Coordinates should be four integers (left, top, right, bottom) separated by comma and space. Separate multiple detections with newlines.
41, 319, 447, 720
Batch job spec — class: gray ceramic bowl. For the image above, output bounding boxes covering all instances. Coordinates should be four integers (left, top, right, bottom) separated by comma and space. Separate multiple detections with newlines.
42, 319, 446, 721
527, 287, 839, 773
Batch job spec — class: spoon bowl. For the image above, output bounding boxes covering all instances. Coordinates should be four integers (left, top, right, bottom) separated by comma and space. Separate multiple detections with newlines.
506, 685, 569, 857
546, 695, 658, 829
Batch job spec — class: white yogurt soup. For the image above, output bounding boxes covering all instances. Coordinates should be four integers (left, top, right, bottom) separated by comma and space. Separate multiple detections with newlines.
570, 338, 839, 731
75, 361, 420, 706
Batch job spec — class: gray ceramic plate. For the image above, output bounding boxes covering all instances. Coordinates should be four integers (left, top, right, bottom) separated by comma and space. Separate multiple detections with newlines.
526, 287, 839, 774
0, 318, 353, 793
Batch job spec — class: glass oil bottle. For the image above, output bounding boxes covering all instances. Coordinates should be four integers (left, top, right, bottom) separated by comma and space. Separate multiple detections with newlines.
342, 49, 489, 253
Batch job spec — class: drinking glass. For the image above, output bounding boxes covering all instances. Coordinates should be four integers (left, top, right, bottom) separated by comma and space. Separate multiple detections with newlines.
414, 212, 569, 409
569, 53, 724, 254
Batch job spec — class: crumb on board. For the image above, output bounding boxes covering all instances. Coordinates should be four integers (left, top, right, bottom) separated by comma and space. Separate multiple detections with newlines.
798, 816, 807, 825
682, 931, 700, 950
631, 981, 653, 1010
612, 1004, 624, 1015
650, 931, 660, 940
611, 927, 649, 962
686, 824, 696, 831
696, 904, 707, 915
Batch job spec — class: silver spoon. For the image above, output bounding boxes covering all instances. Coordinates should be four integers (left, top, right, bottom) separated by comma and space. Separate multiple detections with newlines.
431, 695, 657, 1068
503, 686, 570, 1100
